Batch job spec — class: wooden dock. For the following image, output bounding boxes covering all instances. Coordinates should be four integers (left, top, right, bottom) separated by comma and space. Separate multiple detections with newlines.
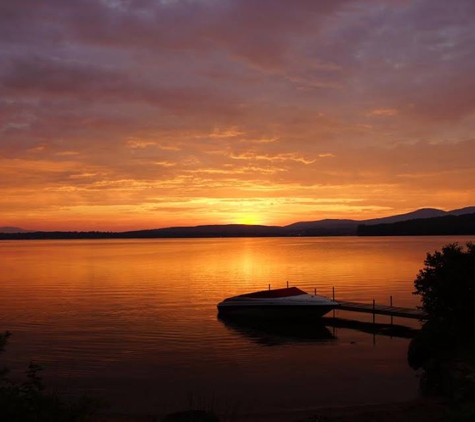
337, 300, 427, 320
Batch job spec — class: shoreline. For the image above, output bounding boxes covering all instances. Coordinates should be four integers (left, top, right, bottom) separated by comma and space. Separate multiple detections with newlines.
90, 398, 447, 422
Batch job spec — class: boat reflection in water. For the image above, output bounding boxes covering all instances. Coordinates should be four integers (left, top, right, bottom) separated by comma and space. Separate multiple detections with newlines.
217, 287, 338, 346
217, 313, 335, 346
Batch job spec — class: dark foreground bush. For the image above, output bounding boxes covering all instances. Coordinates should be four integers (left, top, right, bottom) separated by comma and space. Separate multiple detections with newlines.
414, 242, 475, 331
408, 242, 475, 401
0, 331, 101, 422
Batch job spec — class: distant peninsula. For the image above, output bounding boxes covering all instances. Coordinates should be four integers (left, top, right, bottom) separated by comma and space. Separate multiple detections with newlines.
1, 207, 475, 239
357, 211, 475, 236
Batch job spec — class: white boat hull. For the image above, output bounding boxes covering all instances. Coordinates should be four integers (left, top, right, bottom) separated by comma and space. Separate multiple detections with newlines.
217, 288, 339, 321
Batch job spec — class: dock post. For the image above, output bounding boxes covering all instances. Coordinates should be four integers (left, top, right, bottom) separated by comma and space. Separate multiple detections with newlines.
390, 296, 393, 326
372, 299, 375, 324
268, 284, 271, 291
332, 287, 336, 318
287, 280, 289, 288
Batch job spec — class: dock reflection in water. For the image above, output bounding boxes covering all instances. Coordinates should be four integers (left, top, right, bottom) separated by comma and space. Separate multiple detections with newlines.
322, 316, 419, 339
218, 314, 335, 346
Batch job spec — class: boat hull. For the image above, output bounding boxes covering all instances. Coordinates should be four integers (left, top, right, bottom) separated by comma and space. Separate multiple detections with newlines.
217, 287, 339, 321
217, 303, 336, 321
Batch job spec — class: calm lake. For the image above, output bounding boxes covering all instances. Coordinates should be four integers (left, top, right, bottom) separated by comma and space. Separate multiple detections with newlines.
1, 236, 473, 418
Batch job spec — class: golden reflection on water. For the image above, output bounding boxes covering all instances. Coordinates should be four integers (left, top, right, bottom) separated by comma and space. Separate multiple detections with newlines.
0, 236, 473, 415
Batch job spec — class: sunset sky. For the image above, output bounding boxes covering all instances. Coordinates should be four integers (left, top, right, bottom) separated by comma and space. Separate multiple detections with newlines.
1, 0, 475, 231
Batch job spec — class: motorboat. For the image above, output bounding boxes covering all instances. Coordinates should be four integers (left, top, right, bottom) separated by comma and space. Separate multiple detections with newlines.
217, 287, 339, 320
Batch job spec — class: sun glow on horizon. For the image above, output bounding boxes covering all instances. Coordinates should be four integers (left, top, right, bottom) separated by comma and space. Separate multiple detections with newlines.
236, 214, 264, 226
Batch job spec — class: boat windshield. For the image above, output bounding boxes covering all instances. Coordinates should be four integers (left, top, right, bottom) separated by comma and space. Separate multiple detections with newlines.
237, 287, 306, 299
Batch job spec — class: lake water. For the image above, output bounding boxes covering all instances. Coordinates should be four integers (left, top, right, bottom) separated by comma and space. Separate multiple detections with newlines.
1, 236, 473, 418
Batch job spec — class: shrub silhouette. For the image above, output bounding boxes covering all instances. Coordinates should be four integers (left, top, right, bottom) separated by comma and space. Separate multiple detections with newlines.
0, 331, 101, 422
414, 242, 475, 329
408, 242, 475, 399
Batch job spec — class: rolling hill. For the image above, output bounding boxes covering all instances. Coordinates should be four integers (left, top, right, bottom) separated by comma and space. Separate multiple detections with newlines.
0, 226, 31, 233
357, 212, 475, 236
1, 206, 475, 239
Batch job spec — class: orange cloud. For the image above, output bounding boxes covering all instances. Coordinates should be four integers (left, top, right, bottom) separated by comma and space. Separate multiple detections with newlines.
367, 109, 399, 117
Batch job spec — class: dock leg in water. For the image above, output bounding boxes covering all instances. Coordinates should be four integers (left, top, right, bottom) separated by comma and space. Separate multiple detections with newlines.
372, 299, 375, 324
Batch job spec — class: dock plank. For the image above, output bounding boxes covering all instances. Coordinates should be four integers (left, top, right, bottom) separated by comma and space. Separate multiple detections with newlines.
337, 301, 427, 320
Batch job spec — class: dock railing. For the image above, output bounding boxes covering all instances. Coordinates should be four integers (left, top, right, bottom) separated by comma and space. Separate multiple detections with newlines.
329, 286, 427, 320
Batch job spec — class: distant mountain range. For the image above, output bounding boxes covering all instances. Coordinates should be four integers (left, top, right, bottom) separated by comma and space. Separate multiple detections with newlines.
0, 226, 32, 234
2, 206, 475, 239
357, 211, 475, 236
283, 206, 475, 236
